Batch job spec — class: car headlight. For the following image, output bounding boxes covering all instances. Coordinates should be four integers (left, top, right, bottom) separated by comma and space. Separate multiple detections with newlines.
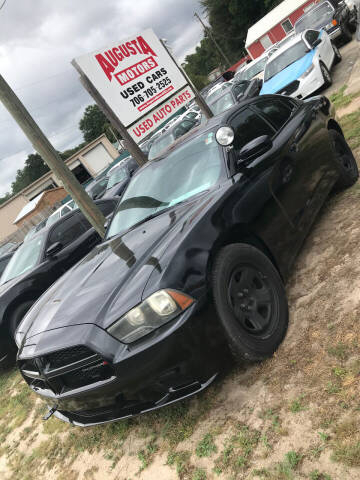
107, 290, 194, 343
300, 64, 315, 80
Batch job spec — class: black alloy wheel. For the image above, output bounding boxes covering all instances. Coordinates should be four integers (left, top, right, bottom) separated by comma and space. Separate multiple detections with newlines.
329, 130, 359, 189
333, 44, 342, 64
320, 62, 332, 88
212, 244, 288, 362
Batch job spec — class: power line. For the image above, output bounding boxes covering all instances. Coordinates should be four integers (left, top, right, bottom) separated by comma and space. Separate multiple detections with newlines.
0, 0, 7, 11
13, 69, 73, 92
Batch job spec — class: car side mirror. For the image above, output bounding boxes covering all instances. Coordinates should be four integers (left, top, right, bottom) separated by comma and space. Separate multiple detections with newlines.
312, 39, 321, 49
238, 135, 273, 163
46, 242, 63, 258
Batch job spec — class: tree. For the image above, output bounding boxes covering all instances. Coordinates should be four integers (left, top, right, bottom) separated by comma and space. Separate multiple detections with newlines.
183, 0, 282, 83
79, 104, 120, 143
11, 153, 49, 195
0, 192, 11, 205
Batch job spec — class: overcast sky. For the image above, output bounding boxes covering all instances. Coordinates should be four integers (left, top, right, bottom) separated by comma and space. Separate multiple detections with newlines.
0, 0, 204, 195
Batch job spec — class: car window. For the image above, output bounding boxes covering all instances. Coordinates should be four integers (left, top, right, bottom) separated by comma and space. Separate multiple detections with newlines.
107, 167, 128, 190
1, 234, 46, 284
61, 205, 71, 217
173, 120, 195, 139
210, 92, 236, 115
233, 83, 249, 98
230, 108, 275, 152
265, 40, 309, 81
238, 57, 267, 81
295, 3, 334, 33
253, 99, 293, 130
0, 257, 10, 277
47, 214, 87, 250
107, 131, 225, 238
148, 133, 175, 160
305, 30, 320, 45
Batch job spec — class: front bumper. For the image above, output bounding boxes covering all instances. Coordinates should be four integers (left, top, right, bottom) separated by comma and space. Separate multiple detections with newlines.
326, 26, 342, 40
18, 300, 224, 426
285, 62, 325, 100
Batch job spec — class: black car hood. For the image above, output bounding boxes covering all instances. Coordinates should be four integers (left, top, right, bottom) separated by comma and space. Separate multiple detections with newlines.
20, 196, 211, 341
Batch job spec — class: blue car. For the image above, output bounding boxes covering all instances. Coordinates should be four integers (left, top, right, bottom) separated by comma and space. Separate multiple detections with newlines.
260, 29, 340, 99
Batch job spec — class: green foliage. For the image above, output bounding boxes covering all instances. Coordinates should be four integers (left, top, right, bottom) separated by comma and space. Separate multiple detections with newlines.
11, 153, 49, 195
79, 104, 119, 143
183, 0, 282, 84
196, 433, 217, 457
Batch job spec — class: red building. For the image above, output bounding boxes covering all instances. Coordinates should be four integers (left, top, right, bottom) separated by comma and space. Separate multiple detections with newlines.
246, 0, 318, 59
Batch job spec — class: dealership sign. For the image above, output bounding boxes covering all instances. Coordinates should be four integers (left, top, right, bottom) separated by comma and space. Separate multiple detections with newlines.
73, 29, 194, 141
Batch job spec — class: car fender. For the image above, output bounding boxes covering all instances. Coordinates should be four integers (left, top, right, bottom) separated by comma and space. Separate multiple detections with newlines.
142, 180, 280, 301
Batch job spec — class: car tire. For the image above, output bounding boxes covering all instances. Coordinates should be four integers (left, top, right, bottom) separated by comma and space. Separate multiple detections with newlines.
341, 24, 353, 43
9, 301, 34, 338
329, 130, 359, 190
332, 44, 342, 64
212, 244, 289, 362
320, 62, 332, 88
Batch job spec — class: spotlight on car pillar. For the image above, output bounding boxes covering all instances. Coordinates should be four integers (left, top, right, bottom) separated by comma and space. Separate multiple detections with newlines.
216, 127, 234, 146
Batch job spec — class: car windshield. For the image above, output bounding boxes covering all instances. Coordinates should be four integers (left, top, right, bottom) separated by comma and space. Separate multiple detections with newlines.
1, 234, 45, 284
206, 84, 231, 103
237, 57, 267, 81
295, 3, 334, 32
0, 243, 15, 256
264, 40, 309, 81
210, 92, 235, 115
107, 167, 128, 189
106, 131, 224, 238
148, 133, 175, 160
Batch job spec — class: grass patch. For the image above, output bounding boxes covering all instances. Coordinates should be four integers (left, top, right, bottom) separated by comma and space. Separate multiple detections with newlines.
137, 437, 158, 472
192, 468, 207, 480
309, 470, 332, 480
167, 450, 192, 479
340, 110, 360, 149
214, 424, 260, 476
289, 395, 306, 413
327, 343, 349, 361
330, 85, 360, 110
196, 433, 217, 458
332, 441, 360, 467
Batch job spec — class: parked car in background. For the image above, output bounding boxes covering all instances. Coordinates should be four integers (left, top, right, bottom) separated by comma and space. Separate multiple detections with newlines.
16, 93, 359, 426
295, 0, 356, 44
85, 175, 109, 200
46, 200, 77, 228
261, 30, 340, 98
148, 117, 200, 160
0, 198, 118, 369
209, 79, 262, 115
206, 83, 232, 103
103, 161, 139, 199
0, 243, 18, 277
234, 53, 268, 82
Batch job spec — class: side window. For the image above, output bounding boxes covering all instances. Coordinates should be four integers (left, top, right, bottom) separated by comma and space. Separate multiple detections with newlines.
47, 214, 87, 249
96, 201, 117, 218
61, 206, 71, 217
0, 257, 10, 277
305, 30, 319, 45
230, 108, 275, 152
173, 120, 194, 139
253, 100, 293, 130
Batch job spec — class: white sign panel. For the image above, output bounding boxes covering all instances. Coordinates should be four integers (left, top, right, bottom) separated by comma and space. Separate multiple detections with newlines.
129, 86, 195, 142
73, 29, 190, 129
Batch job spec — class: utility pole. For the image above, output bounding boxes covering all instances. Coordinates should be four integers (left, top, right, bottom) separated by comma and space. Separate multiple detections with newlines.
0, 75, 107, 237
194, 12, 231, 69
160, 39, 213, 119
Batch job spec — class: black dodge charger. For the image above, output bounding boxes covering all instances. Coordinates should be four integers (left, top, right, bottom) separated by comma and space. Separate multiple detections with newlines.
16, 94, 358, 426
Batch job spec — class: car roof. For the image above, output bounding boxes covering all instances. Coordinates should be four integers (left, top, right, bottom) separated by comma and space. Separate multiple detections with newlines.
296, 0, 334, 20
28, 198, 115, 240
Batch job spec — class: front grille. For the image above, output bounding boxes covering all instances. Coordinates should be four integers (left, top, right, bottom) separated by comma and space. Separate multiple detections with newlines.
61, 363, 114, 389
276, 80, 299, 96
20, 345, 114, 395
44, 346, 95, 369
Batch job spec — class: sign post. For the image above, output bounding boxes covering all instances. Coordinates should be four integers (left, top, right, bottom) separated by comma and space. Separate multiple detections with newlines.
0, 75, 107, 238
72, 29, 212, 162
